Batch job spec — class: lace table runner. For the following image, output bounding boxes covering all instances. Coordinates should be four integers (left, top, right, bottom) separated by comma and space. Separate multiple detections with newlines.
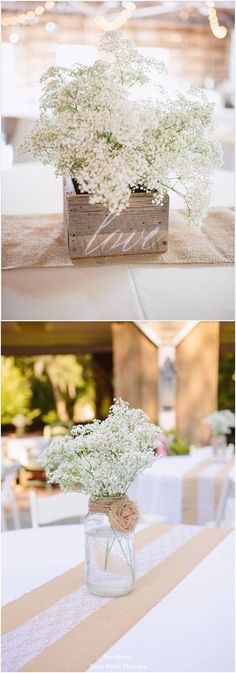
2, 524, 230, 672
182, 456, 234, 524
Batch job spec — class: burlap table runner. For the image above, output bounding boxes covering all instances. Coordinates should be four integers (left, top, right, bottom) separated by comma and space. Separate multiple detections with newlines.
2, 208, 234, 269
2, 523, 231, 672
182, 456, 234, 524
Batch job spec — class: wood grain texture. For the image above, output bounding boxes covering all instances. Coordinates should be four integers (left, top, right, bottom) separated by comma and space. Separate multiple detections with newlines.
112, 322, 158, 423
176, 322, 220, 445
64, 178, 169, 259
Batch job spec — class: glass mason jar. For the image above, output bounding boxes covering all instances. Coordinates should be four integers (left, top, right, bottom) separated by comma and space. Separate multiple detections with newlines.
85, 511, 135, 597
211, 434, 227, 463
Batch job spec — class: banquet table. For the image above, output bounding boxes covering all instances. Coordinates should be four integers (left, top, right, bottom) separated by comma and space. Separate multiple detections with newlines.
2, 163, 234, 320
4, 437, 49, 465
1, 523, 234, 672
128, 449, 235, 525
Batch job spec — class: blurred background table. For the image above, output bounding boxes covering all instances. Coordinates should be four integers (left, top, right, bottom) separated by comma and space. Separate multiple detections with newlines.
5, 436, 48, 463
3, 436, 49, 488
128, 449, 235, 525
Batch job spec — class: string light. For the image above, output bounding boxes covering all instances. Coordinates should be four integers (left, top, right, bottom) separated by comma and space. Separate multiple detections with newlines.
214, 25, 227, 38
9, 32, 20, 43
45, 21, 56, 31
206, 0, 228, 39
122, 1, 136, 10
35, 6, 45, 16
9, 16, 18, 26
2, 3, 48, 27
18, 14, 27, 24
2, 1, 227, 40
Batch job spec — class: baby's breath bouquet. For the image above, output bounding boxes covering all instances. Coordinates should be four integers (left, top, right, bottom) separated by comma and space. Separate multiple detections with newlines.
41, 398, 159, 497
42, 399, 160, 597
202, 410, 235, 464
22, 31, 222, 227
202, 410, 235, 436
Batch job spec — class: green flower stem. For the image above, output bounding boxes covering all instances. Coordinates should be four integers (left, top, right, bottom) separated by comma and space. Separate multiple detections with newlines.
103, 526, 134, 580
127, 539, 135, 582
104, 528, 134, 581
104, 535, 115, 570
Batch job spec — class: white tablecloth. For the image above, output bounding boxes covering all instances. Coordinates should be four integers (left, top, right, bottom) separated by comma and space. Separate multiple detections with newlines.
2, 164, 234, 320
2, 524, 234, 672
4, 436, 48, 464
128, 450, 235, 524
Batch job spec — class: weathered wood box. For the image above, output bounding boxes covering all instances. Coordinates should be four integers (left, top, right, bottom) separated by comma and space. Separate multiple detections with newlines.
64, 178, 169, 261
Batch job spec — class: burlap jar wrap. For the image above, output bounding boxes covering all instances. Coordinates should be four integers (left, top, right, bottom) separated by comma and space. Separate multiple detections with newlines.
88, 496, 139, 533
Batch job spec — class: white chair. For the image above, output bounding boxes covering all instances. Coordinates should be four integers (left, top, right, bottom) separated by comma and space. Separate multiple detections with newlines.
208, 474, 235, 528
1, 463, 20, 530
215, 475, 235, 528
6, 437, 49, 462
29, 490, 89, 528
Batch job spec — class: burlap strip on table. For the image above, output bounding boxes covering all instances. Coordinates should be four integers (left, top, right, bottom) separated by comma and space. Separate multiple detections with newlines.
182, 456, 234, 524
2, 208, 234, 269
2, 524, 231, 672
2, 522, 171, 636
215, 457, 235, 507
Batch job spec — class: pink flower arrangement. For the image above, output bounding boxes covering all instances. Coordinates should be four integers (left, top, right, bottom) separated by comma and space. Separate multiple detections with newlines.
155, 433, 169, 457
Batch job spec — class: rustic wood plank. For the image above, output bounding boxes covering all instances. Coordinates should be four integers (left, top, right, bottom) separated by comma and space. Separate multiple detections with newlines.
64, 178, 169, 259
68, 234, 168, 258
67, 215, 168, 235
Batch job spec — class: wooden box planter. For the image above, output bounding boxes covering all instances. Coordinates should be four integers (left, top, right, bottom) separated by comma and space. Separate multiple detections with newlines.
64, 178, 169, 261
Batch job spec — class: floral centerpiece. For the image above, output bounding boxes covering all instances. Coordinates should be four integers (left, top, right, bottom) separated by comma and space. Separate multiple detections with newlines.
42, 398, 160, 596
202, 409, 235, 436
202, 409, 235, 462
22, 31, 222, 244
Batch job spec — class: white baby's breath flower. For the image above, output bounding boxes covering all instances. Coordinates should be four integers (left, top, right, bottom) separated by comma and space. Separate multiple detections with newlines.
20, 32, 222, 226
41, 399, 160, 498
202, 410, 235, 435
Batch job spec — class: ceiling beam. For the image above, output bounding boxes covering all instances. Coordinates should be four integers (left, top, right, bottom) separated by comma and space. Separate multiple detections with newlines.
133, 321, 162, 347
131, 2, 184, 19
172, 321, 200, 346
2, 344, 112, 355
70, 2, 97, 16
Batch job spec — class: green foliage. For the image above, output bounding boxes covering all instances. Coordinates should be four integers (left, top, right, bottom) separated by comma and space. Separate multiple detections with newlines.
1, 357, 32, 424
218, 352, 235, 412
165, 429, 190, 455
42, 410, 59, 424
169, 437, 189, 455
1, 354, 96, 428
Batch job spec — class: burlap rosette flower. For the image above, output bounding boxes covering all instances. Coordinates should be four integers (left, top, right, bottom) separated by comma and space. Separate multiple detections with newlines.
109, 497, 139, 533
88, 495, 139, 533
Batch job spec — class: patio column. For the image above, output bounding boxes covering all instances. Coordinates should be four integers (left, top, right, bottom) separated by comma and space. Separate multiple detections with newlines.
93, 352, 113, 419
112, 322, 158, 422
175, 321, 220, 444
